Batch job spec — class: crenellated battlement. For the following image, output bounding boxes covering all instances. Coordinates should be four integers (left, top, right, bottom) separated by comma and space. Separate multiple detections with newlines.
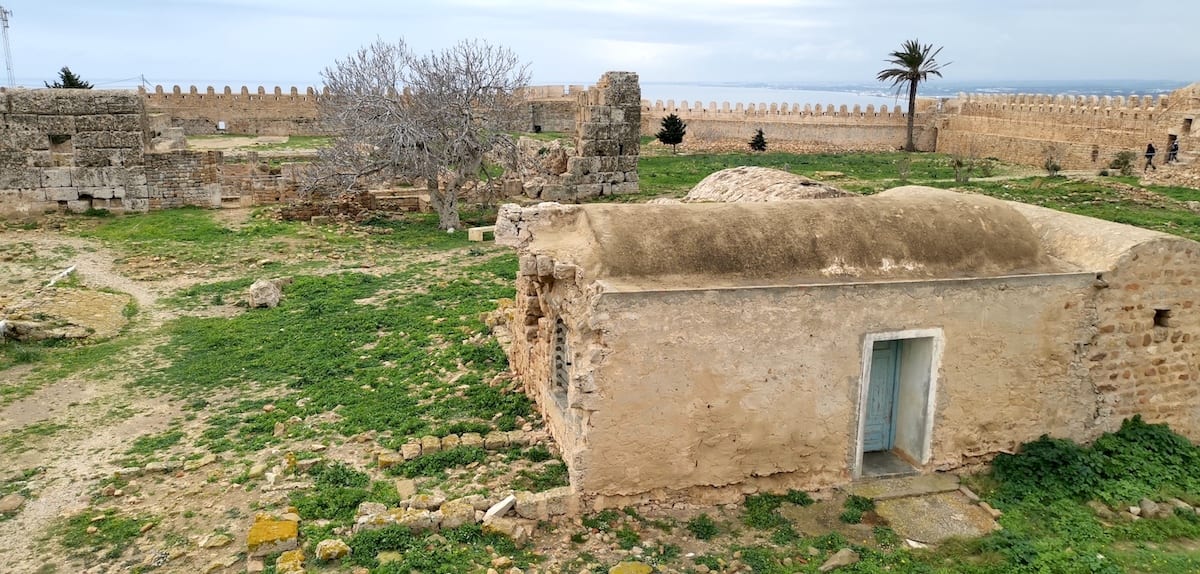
140, 84, 324, 101
643, 99, 914, 120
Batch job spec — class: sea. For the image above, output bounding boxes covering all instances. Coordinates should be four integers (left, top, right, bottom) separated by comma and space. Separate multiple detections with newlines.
13, 77, 1193, 108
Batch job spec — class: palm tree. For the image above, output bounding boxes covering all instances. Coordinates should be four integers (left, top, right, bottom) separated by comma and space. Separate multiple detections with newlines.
877, 40, 947, 152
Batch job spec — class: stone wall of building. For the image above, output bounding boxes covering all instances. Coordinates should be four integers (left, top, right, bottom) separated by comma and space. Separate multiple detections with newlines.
641, 99, 938, 151
0, 89, 150, 217
141, 85, 325, 136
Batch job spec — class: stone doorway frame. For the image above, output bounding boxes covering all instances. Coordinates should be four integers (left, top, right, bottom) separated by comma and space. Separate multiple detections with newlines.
852, 328, 944, 479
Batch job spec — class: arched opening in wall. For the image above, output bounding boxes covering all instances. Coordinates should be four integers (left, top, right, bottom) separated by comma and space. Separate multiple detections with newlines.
1091, 146, 1100, 163
552, 318, 571, 407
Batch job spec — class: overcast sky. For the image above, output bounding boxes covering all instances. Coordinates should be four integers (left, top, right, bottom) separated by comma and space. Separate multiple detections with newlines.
3, 0, 1196, 90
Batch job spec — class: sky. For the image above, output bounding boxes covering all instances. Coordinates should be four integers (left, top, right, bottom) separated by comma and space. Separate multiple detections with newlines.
2, 0, 1197, 91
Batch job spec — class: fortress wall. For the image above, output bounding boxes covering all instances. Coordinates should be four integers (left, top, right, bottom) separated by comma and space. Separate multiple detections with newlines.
641, 99, 937, 151
937, 90, 1192, 169
141, 85, 325, 136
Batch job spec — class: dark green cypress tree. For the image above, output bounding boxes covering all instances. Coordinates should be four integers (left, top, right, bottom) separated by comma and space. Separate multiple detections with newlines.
655, 113, 687, 153
749, 128, 767, 152
45, 67, 94, 89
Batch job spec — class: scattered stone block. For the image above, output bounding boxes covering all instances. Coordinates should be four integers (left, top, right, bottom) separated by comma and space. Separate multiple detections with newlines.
394, 478, 417, 499
506, 430, 529, 446
316, 539, 351, 561
484, 495, 517, 522
247, 515, 299, 557
409, 493, 446, 510
441, 434, 461, 450
357, 502, 388, 518
400, 442, 422, 461
609, 561, 653, 574
397, 508, 437, 531
276, 548, 305, 574
437, 499, 477, 529
199, 534, 233, 549
482, 516, 536, 546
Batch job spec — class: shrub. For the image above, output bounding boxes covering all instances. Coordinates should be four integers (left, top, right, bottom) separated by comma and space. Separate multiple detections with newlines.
686, 513, 719, 540
1110, 151, 1137, 176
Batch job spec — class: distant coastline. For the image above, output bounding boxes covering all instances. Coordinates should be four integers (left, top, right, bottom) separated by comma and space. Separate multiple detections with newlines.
10, 77, 1192, 109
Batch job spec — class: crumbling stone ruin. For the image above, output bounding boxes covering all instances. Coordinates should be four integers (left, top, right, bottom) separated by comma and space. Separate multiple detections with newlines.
517, 72, 641, 201
0, 88, 306, 218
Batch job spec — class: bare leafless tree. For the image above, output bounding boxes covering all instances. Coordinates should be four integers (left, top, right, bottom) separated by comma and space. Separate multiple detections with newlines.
310, 38, 530, 229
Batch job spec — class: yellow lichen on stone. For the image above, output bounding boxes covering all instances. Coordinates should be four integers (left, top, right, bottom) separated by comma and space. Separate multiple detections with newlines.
247, 518, 299, 556
276, 548, 305, 574
609, 562, 653, 574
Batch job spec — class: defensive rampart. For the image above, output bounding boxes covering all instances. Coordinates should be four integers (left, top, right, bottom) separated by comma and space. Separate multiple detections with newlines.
141, 85, 324, 136
640, 98, 938, 151
936, 86, 1200, 169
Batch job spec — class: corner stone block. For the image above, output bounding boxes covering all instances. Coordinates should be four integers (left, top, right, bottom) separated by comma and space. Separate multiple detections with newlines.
535, 255, 554, 278
518, 255, 538, 277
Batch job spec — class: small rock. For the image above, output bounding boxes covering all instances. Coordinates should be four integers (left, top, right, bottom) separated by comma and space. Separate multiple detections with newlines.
262, 404, 276, 413
273, 422, 287, 438
978, 501, 1003, 519
316, 538, 351, 561
492, 556, 514, 569
296, 458, 321, 473
248, 463, 268, 479
246, 558, 265, 573
1139, 498, 1160, 518
204, 555, 240, 573
1129, 505, 1142, 517
86, 526, 99, 534
0, 493, 27, 514
378, 450, 404, 469
819, 548, 860, 572
248, 279, 283, 309
358, 502, 388, 517
184, 453, 217, 472
200, 534, 233, 549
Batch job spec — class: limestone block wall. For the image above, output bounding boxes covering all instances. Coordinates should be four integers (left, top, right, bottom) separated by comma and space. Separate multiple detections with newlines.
141, 85, 325, 136
562, 72, 640, 198
936, 89, 1197, 169
0, 88, 150, 217
144, 150, 222, 209
641, 99, 937, 151
1090, 240, 1200, 437
528, 100, 577, 134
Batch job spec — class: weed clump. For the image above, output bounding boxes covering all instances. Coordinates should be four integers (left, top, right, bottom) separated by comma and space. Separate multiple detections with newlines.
686, 513, 719, 540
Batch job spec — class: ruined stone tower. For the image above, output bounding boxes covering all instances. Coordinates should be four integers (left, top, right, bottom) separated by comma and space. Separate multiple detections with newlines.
561, 71, 640, 198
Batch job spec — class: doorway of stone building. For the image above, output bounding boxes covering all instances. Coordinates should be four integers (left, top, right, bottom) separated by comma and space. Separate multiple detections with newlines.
855, 330, 941, 479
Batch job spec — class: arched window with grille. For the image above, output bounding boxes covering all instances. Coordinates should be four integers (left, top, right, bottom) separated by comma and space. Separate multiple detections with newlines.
553, 318, 571, 405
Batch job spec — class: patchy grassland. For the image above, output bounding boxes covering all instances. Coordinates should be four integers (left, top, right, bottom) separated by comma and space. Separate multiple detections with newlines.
2, 151, 1200, 573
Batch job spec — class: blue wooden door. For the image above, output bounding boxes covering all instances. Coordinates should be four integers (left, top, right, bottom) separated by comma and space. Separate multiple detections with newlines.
863, 340, 900, 452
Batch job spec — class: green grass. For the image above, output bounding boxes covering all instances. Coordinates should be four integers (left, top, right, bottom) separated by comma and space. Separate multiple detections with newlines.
53, 508, 154, 561
0, 421, 69, 454
78, 207, 299, 264
511, 461, 569, 492
244, 135, 333, 152
136, 252, 523, 452
345, 524, 537, 571
389, 446, 488, 478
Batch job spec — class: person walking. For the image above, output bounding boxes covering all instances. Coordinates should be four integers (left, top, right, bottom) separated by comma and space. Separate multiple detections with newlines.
1167, 139, 1180, 163
1145, 142, 1157, 171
